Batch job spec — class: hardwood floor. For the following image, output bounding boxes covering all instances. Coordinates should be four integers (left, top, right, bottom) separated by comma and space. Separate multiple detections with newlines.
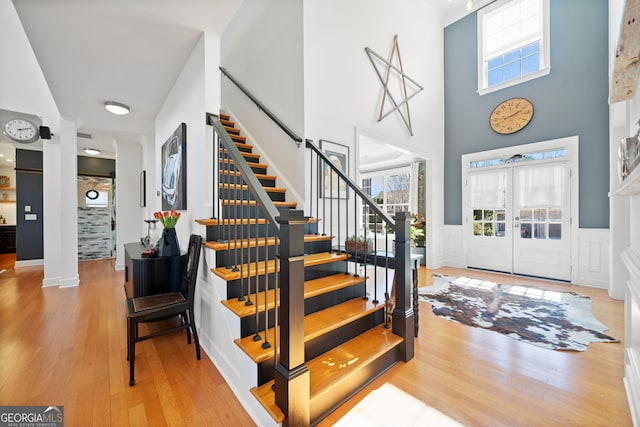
0, 259, 254, 426
0, 261, 631, 426
320, 266, 632, 427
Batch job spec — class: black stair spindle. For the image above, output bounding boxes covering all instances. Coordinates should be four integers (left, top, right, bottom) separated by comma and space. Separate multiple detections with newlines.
373, 213, 379, 304
384, 226, 390, 329
261, 230, 272, 350
354, 191, 360, 279
253, 207, 262, 342
242, 175, 252, 307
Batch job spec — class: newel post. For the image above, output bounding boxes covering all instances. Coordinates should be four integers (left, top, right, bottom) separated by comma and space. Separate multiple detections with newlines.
392, 211, 415, 361
274, 209, 310, 426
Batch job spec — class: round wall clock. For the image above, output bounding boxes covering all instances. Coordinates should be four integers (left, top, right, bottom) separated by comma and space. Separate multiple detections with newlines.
3, 118, 39, 143
489, 98, 534, 135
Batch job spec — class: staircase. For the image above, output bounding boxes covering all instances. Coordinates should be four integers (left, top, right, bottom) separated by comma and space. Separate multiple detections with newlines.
198, 113, 413, 425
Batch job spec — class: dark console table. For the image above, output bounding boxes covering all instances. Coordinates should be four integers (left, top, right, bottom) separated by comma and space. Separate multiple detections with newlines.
124, 242, 185, 298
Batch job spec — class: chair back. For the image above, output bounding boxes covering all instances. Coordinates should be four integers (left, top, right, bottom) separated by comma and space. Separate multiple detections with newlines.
180, 234, 203, 304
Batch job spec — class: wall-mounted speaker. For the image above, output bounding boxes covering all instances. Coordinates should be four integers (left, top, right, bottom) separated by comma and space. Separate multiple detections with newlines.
39, 126, 51, 140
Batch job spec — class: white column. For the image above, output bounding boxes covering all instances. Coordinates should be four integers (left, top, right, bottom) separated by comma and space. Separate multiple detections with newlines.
42, 116, 79, 287
114, 139, 143, 270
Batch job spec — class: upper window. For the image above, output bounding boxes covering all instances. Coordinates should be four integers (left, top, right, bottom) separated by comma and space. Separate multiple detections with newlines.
478, 0, 550, 95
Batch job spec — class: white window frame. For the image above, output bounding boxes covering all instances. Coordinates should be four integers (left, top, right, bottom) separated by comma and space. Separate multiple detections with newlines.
477, 0, 551, 96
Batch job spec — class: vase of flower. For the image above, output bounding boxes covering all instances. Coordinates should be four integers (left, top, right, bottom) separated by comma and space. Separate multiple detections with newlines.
154, 210, 181, 257
158, 228, 180, 256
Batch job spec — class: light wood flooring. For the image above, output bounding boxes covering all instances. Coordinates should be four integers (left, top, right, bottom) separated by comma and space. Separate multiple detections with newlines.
0, 260, 631, 426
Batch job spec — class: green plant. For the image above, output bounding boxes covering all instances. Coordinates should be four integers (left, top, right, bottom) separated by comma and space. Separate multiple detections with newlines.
411, 214, 426, 247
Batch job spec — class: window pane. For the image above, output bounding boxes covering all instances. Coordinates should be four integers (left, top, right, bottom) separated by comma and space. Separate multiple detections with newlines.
534, 223, 546, 239
549, 224, 562, 239
488, 68, 503, 87
484, 210, 494, 220
488, 56, 503, 69
534, 209, 546, 221
504, 49, 521, 63
522, 53, 539, 75
504, 61, 521, 81
496, 222, 506, 237
520, 209, 532, 221
473, 209, 483, 221
484, 223, 494, 236
549, 209, 562, 221
520, 223, 532, 238
522, 41, 540, 56
496, 210, 506, 221
474, 222, 483, 236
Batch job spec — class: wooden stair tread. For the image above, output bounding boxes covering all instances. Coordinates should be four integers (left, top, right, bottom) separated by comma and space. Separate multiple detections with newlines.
220, 119, 235, 127
195, 217, 318, 226
221, 158, 268, 169
211, 252, 349, 281
221, 272, 364, 317
251, 325, 401, 423
219, 113, 231, 121
235, 297, 383, 363
205, 234, 331, 251
221, 199, 297, 208
221, 170, 277, 180
308, 324, 402, 396
220, 183, 286, 193
250, 383, 285, 424
232, 142, 253, 151
220, 148, 259, 160
195, 218, 267, 226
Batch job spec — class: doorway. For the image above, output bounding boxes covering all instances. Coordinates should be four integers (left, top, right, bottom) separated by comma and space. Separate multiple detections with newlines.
462, 137, 578, 282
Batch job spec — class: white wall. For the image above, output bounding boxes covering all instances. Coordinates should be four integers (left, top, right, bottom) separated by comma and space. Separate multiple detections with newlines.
221, 0, 306, 201
303, 0, 445, 267
155, 34, 219, 249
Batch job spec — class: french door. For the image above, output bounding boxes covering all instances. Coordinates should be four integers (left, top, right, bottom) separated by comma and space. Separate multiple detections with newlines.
465, 161, 571, 281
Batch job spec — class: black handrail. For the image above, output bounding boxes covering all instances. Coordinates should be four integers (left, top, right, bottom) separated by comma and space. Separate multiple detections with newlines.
219, 67, 303, 147
306, 139, 395, 227
206, 113, 281, 235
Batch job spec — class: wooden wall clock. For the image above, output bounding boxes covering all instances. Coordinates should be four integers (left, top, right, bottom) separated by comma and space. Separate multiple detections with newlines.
489, 97, 534, 134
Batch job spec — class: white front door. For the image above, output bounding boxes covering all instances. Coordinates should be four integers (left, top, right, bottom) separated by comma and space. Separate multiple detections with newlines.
512, 163, 571, 280
465, 160, 572, 281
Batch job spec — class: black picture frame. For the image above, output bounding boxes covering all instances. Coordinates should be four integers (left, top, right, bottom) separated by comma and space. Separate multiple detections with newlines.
320, 139, 349, 199
161, 123, 187, 210
140, 170, 146, 207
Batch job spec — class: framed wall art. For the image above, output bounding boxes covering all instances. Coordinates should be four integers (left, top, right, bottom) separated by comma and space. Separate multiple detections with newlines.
320, 139, 349, 199
161, 123, 187, 210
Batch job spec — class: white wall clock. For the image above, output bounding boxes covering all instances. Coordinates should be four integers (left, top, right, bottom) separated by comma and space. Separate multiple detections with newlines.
3, 118, 39, 143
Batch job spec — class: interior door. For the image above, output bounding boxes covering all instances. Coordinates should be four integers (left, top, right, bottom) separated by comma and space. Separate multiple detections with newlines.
512, 162, 571, 281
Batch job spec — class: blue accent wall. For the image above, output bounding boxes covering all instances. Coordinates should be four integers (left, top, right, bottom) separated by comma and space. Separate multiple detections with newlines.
444, 0, 609, 228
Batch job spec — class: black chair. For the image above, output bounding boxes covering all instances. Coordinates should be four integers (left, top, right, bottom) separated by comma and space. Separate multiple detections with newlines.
125, 234, 203, 386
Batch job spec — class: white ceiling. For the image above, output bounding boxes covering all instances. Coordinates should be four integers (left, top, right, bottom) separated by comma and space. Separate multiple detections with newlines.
4, 0, 480, 162
8, 0, 243, 159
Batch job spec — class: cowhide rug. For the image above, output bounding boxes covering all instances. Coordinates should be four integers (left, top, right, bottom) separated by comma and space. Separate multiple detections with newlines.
418, 274, 619, 351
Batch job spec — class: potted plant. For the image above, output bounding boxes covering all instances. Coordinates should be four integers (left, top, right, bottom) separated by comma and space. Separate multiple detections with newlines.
411, 214, 426, 265
345, 235, 372, 252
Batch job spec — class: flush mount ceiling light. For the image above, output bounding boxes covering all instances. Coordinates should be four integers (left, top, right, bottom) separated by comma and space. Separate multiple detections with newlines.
84, 148, 101, 156
466, 0, 473, 11
104, 101, 130, 115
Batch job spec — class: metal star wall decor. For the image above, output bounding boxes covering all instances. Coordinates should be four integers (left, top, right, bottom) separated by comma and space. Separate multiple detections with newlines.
365, 35, 423, 136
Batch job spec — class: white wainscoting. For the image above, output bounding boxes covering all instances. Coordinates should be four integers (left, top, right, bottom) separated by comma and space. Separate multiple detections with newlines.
432, 225, 464, 269
576, 228, 610, 289
193, 247, 276, 427
434, 225, 610, 290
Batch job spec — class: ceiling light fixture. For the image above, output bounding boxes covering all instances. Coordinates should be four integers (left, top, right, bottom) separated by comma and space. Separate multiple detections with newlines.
466, 0, 473, 11
104, 101, 130, 115
84, 148, 101, 156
